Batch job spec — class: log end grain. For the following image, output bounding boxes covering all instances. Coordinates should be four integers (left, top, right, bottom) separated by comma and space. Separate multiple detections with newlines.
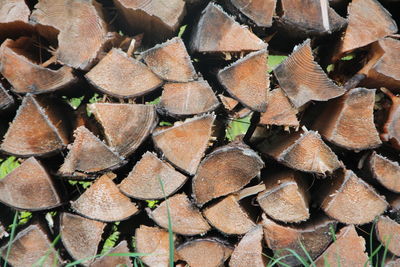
91, 240, 132, 267
376, 216, 400, 256
369, 152, 400, 193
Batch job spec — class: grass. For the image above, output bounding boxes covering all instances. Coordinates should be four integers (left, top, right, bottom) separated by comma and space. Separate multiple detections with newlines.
159, 177, 174, 267
268, 55, 288, 73
225, 113, 252, 141
0, 157, 20, 179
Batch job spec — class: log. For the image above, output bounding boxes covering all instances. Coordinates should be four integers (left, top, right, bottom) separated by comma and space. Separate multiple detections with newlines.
0, 82, 13, 111
257, 170, 310, 223
380, 88, 400, 149
376, 215, 400, 256
0, 0, 29, 23
367, 152, 400, 193
90, 240, 132, 267
274, 39, 345, 108
71, 173, 139, 222
89, 103, 158, 157
85, 48, 163, 98
119, 151, 188, 200
60, 212, 106, 266
176, 238, 233, 267
320, 169, 388, 224
1, 94, 69, 157
193, 142, 264, 206
217, 48, 269, 112
257, 128, 341, 175
0, 37, 76, 94
147, 193, 211, 235
0, 222, 7, 240
229, 225, 266, 267
152, 113, 215, 175
386, 258, 400, 267
190, 3, 267, 53
313, 88, 382, 151
218, 94, 251, 119
0, 157, 62, 210
230, 0, 276, 27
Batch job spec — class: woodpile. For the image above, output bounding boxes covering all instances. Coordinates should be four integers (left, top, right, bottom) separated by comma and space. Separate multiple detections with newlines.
1, 0, 400, 266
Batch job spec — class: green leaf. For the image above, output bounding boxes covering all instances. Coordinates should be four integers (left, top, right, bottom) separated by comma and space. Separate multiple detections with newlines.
178, 25, 187, 38
101, 222, 121, 254
326, 64, 334, 73
87, 93, 102, 116
68, 180, 93, 189
146, 200, 159, 209
159, 121, 173, 126
146, 97, 161, 105
268, 55, 288, 73
225, 114, 252, 141
63, 96, 84, 110
341, 53, 355, 61
0, 157, 20, 179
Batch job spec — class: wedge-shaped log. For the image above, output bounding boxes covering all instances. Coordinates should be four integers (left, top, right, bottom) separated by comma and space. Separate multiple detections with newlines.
386, 258, 400, 267
59, 126, 126, 176
274, 39, 345, 108
71, 173, 139, 222
376, 216, 400, 256
258, 129, 341, 175
0, 0, 29, 23
368, 152, 400, 193
218, 49, 269, 112
381, 88, 400, 149
203, 194, 255, 235
190, 3, 266, 53
119, 152, 187, 200
89, 103, 157, 156
0, 83, 13, 111
85, 49, 162, 98
193, 143, 264, 206
229, 225, 266, 267
230, 0, 276, 27
314, 225, 369, 266
30, 0, 109, 70
1, 95, 69, 157
60, 213, 106, 266
177, 238, 233, 267
160, 80, 219, 117
147, 193, 211, 235
0, 38, 76, 94
0, 224, 61, 267
152, 113, 215, 175
0, 157, 62, 210
257, 170, 310, 223
313, 88, 382, 151
320, 169, 387, 224
91, 240, 132, 267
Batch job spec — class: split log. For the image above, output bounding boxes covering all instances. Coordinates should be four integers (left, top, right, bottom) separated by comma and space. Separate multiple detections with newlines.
85, 48, 162, 98
380, 88, 400, 149
0, 0, 29, 23
193, 142, 264, 206
218, 94, 251, 119
319, 169, 387, 224
71, 173, 139, 222
229, 225, 266, 267
60, 213, 106, 265
0, 82, 13, 111
0, 222, 7, 240
257, 170, 310, 223
274, 39, 345, 108
159, 80, 219, 117
147, 193, 211, 235
314, 225, 369, 267
119, 151, 188, 200
135, 225, 175, 267
190, 3, 267, 53
376, 215, 400, 256
313, 88, 382, 151
368, 152, 400, 193
386, 258, 400, 267
58, 126, 126, 177
152, 113, 215, 175
90, 240, 132, 267
0, 157, 62, 210
0, 38, 76, 94
202, 194, 256, 235
257, 128, 341, 175
30, 0, 109, 70
176, 238, 233, 267
0, 223, 61, 267
217, 48, 269, 112
89, 103, 158, 157
230, 0, 276, 27
1, 94, 69, 157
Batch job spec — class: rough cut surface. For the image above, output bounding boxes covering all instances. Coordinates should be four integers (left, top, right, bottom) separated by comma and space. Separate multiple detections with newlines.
368, 152, 400, 193
230, 0, 276, 27
91, 240, 132, 267
0, 0, 30, 23
375, 216, 400, 256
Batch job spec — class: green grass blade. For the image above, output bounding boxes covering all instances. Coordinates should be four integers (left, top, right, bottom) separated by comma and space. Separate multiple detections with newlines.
65, 252, 149, 267
266, 254, 292, 267
32, 234, 61, 267
159, 177, 174, 267
299, 241, 316, 267
2, 211, 18, 267
282, 248, 310, 266
380, 235, 392, 267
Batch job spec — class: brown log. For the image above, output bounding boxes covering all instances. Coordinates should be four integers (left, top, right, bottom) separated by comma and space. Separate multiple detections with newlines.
313, 88, 382, 151
152, 113, 215, 175
218, 94, 252, 119
0, 37, 76, 94
0, 82, 13, 110
380, 88, 400, 149
147, 193, 211, 235
257, 128, 341, 175
0, 223, 61, 267
386, 258, 400, 267
193, 142, 264, 206
30, 0, 109, 70
320, 169, 387, 224
217, 48, 269, 112
202, 194, 256, 235
274, 39, 345, 108
257, 170, 310, 223
176, 238, 233, 267
60, 212, 106, 266
58, 126, 126, 176
0, 157, 62, 210
0, 222, 7, 240
190, 3, 267, 53
159, 80, 219, 117
1, 94, 69, 157
89, 103, 158, 157
90, 240, 132, 267
85, 48, 162, 98
0, 0, 29, 23
376, 215, 400, 256
119, 151, 188, 200
230, 0, 276, 27
368, 152, 400, 193
229, 225, 266, 267
71, 173, 139, 222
